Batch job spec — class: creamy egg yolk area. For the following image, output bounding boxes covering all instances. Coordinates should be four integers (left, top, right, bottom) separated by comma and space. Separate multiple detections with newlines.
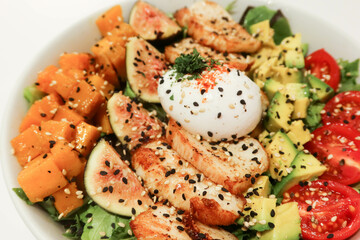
158, 65, 262, 141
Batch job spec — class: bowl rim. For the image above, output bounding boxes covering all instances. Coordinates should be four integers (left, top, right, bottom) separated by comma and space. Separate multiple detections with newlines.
1, 0, 360, 239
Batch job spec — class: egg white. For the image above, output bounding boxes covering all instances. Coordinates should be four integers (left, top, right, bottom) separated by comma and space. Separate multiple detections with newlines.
158, 68, 262, 141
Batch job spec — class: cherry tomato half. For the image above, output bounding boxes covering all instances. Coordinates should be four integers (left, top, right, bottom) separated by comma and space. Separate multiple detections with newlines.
322, 91, 360, 132
283, 180, 360, 240
304, 124, 360, 185
305, 49, 340, 92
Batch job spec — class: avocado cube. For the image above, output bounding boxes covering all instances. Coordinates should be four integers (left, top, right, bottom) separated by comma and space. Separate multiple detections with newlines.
265, 92, 294, 132
254, 58, 278, 82
250, 20, 275, 47
271, 66, 303, 84
258, 130, 272, 148
273, 151, 327, 196
251, 47, 276, 72
281, 33, 302, 50
266, 131, 298, 181
244, 175, 272, 198
264, 79, 284, 101
307, 74, 334, 103
259, 202, 301, 240
285, 50, 305, 69
238, 198, 277, 232
286, 120, 312, 150
283, 83, 310, 119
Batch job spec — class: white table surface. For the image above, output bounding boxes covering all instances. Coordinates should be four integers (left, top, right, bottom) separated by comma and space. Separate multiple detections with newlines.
0, 0, 359, 239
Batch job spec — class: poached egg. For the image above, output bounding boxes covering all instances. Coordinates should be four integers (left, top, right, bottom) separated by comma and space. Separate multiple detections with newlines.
158, 65, 262, 141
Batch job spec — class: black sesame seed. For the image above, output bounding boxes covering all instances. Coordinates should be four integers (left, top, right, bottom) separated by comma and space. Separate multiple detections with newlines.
307, 205, 312, 211
268, 222, 275, 229
122, 177, 128, 184
207, 131, 213, 137
217, 112, 221, 118
100, 171, 108, 176
177, 226, 184, 231
132, 208, 136, 215
193, 102, 199, 107
327, 233, 334, 239
119, 199, 124, 203
270, 209, 275, 217
138, 200, 142, 205
189, 179, 196, 184
218, 194, 224, 200
177, 210, 185, 215
240, 99, 246, 105
182, 193, 186, 201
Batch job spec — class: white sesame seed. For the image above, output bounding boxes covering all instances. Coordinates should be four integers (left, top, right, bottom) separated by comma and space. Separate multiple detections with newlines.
62, 169, 67, 175
118, 222, 125, 228
128, 230, 133, 236
58, 213, 64, 219
64, 188, 71, 195
331, 216, 337, 222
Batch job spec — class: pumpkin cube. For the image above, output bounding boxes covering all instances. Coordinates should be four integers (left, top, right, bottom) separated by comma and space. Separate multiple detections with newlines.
87, 75, 115, 100
41, 120, 76, 143
11, 125, 50, 166
52, 105, 84, 125
50, 141, 83, 179
59, 53, 92, 72
19, 93, 63, 132
52, 71, 79, 99
36, 65, 59, 94
96, 5, 123, 36
17, 154, 68, 202
93, 52, 119, 87
65, 80, 104, 119
52, 182, 84, 217
93, 102, 113, 134
75, 122, 101, 157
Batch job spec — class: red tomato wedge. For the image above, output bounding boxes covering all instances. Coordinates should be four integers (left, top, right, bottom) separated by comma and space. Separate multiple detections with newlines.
305, 49, 340, 91
322, 91, 360, 132
283, 180, 360, 240
304, 124, 360, 185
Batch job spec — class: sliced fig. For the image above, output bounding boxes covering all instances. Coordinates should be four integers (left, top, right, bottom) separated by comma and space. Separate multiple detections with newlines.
129, 1, 181, 41
84, 139, 152, 216
107, 92, 164, 150
126, 37, 167, 103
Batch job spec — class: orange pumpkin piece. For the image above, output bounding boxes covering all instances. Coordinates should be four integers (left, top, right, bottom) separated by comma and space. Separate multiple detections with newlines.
17, 153, 68, 202
59, 53, 92, 72
36, 65, 59, 94
87, 75, 115, 100
52, 105, 84, 125
52, 182, 83, 217
41, 120, 76, 143
51, 71, 80, 100
75, 161, 86, 191
93, 103, 113, 134
96, 5, 123, 36
11, 125, 50, 167
93, 53, 119, 87
65, 80, 104, 119
75, 122, 101, 157
50, 141, 83, 179
92, 37, 126, 82
19, 93, 63, 132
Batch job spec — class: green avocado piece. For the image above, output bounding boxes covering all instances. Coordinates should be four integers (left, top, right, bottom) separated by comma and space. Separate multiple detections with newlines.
266, 131, 298, 181
286, 120, 312, 150
264, 79, 284, 100
273, 151, 327, 196
244, 175, 272, 198
304, 102, 325, 131
265, 92, 294, 132
307, 74, 335, 102
280, 34, 305, 69
237, 198, 277, 232
23, 84, 46, 106
249, 20, 275, 47
258, 202, 301, 240
271, 66, 303, 84
283, 83, 310, 119
301, 43, 309, 56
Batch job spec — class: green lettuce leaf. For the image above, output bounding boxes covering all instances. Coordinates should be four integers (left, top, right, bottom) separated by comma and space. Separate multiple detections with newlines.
337, 58, 360, 92
243, 6, 276, 32
12, 188, 34, 205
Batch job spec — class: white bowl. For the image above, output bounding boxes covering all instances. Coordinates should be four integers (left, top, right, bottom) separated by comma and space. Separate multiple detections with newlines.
1, 0, 360, 239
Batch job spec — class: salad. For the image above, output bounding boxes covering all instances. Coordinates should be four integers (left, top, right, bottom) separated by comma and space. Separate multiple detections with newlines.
10, 0, 360, 239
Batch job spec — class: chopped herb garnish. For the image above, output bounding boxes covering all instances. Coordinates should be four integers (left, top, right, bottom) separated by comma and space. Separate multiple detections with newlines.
172, 49, 220, 81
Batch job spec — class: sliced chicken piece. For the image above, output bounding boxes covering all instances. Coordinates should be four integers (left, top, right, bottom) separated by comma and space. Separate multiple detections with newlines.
130, 204, 191, 240
166, 118, 269, 196
130, 204, 238, 240
174, 1, 261, 53
132, 140, 244, 226
183, 215, 238, 240
165, 38, 251, 71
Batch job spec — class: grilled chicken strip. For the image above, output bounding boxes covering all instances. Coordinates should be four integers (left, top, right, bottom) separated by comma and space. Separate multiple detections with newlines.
130, 205, 192, 240
165, 38, 251, 71
174, 1, 261, 53
166, 118, 269, 195
132, 140, 244, 226
183, 215, 238, 240
130, 204, 238, 240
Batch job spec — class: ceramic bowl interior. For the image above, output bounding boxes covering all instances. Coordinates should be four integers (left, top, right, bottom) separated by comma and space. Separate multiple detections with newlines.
1, 0, 359, 239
